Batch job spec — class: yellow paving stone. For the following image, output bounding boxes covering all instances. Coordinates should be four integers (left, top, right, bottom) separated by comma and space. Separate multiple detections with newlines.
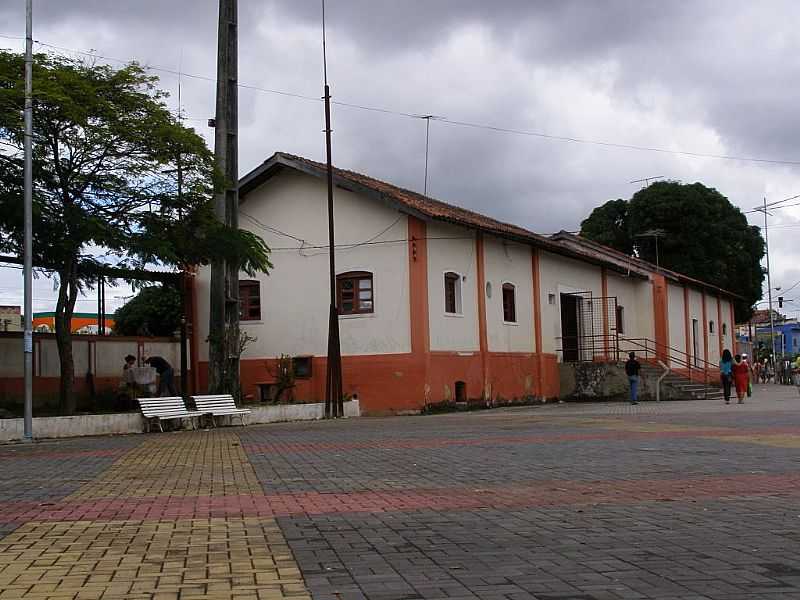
705, 433, 800, 447
66, 431, 263, 500
0, 518, 309, 600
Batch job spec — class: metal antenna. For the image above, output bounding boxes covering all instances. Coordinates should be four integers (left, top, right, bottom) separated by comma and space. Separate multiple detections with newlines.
414, 114, 444, 195
629, 175, 665, 188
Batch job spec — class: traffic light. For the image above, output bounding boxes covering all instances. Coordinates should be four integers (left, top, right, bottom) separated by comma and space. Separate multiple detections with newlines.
778, 296, 784, 308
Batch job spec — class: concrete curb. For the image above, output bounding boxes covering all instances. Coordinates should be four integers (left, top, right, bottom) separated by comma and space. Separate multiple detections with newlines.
0, 399, 360, 442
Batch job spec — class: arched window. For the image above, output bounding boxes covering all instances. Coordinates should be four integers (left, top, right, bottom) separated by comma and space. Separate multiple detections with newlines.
444, 272, 462, 314
502, 283, 516, 323
337, 271, 374, 315
239, 280, 261, 321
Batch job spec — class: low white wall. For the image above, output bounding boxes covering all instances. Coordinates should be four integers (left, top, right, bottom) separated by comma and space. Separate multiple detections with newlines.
0, 399, 361, 442
0, 412, 143, 441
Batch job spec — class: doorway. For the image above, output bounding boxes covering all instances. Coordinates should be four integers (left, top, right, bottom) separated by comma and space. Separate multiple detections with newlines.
455, 381, 467, 403
561, 293, 580, 362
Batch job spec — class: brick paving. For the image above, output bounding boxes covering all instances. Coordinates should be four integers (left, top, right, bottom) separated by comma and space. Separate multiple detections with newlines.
0, 383, 799, 599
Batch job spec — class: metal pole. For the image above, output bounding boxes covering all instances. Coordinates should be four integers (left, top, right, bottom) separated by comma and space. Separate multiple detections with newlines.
322, 0, 342, 418
763, 196, 778, 382
23, 0, 34, 440
763, 197, 776, 379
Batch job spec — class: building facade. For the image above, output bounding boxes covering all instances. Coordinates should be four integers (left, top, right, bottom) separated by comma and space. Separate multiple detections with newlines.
193, 153, 738, 414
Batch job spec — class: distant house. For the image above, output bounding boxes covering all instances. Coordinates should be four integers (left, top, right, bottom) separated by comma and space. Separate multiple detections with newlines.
32, 312, 115, 334
755, 319, 800, 356
0, 306, 22, 332
192, 152, 739, 414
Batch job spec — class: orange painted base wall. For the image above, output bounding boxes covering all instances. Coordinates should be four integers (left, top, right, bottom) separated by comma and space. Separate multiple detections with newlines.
198, 351, 561, 415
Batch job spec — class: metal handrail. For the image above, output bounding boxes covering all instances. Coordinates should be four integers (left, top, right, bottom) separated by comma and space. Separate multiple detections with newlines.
556, 333, 720, 399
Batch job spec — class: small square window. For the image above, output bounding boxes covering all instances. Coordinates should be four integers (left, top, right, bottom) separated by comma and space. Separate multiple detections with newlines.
292, 356, 313, 379
337, 272, 373, 315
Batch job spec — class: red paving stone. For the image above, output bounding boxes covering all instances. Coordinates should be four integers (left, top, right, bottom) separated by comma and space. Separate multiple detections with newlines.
2, 471, 799, 524
242, 425, 800, 453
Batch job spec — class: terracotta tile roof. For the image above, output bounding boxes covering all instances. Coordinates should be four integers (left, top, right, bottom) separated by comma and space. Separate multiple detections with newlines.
239, 152, 738, 298
241, 152, 558, 248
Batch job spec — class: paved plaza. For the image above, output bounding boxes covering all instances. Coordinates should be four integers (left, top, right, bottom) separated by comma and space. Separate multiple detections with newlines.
1, 385, 799, 600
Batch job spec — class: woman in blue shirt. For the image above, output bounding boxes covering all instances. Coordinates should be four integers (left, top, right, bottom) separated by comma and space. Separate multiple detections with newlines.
719, 349, 733, 404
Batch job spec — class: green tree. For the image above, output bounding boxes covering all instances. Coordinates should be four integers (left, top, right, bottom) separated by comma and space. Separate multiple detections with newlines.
579, 181, 764, 321
113, 285, 182, 337
0, 51, 271, 413
578, 198, 632, 255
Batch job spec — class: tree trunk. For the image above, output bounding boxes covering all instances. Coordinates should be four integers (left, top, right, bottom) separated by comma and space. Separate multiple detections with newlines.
55, 264, 79, 414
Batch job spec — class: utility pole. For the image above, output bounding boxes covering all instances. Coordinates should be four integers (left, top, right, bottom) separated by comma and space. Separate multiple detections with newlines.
756, 197, 777, 375
209, 0, 241, 396
23, 0, 33, 440
322, 0, 343, 418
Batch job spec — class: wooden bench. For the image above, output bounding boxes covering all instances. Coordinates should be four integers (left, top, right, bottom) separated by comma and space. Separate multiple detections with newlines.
192, 394, 251, 427
137, 397, 206, 432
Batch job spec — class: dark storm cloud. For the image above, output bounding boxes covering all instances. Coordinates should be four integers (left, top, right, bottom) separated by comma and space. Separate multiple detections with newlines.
1, 0, 798, 307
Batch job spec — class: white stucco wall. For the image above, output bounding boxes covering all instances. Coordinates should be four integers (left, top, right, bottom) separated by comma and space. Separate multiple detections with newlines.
705, 292, 720, 364
720, 298, 733, 356
606, 273, 655, 344
667, 283, 687, 364
484, 236, 535, 353
687, 288, 704, 363
538, 251, 603, 356
196, 170, 411, 359
426, 222, 479, 352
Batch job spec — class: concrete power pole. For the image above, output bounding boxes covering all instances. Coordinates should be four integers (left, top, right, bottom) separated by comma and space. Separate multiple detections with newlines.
208, 0, 241, 396
23, 0, 33, 440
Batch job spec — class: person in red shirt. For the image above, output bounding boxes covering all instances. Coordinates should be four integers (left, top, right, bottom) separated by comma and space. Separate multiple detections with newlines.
731, 354, 750, 404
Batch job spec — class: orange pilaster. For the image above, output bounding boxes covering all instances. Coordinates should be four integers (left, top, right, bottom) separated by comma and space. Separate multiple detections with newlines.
652, 274, 669, 361
717, 296, 723, 357
701, 293, 709, 363
476, 233, 489, 400
683, 285, 691, 363
408, 216, 430, 356
531, 248, 546, 397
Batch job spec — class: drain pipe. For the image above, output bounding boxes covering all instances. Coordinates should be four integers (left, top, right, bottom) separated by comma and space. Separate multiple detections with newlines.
656, 360, 670, 402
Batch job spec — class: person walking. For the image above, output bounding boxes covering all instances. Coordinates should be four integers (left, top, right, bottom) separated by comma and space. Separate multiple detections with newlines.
625, 351, 641, 405
719, 349, 733, 404
732, 353, 750, 404
145, 356, 177, 397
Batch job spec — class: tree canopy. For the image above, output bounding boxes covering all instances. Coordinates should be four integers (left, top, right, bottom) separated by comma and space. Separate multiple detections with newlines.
113, 285, 183, 337
0, 51, 271, 412
579, 181, 764, 321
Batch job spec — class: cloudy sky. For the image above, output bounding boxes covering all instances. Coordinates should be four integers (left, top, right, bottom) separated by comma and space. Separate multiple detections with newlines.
1, 0, 799, 317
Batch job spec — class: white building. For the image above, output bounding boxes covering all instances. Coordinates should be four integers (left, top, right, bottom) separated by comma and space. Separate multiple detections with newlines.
193, 153, 738, 414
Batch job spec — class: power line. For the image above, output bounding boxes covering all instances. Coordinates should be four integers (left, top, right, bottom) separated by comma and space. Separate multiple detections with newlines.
5, 34, 800, 167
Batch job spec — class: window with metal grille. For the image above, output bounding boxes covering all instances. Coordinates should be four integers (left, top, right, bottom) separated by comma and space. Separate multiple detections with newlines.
502, 283, 516, 323
337, 271, 373, 315
239, 280, 261, 321
444, 272, 461, 314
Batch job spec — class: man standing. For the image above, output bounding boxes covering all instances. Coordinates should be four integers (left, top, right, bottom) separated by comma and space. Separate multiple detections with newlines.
145, 356, 177, 397
625, 351, 641, 405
